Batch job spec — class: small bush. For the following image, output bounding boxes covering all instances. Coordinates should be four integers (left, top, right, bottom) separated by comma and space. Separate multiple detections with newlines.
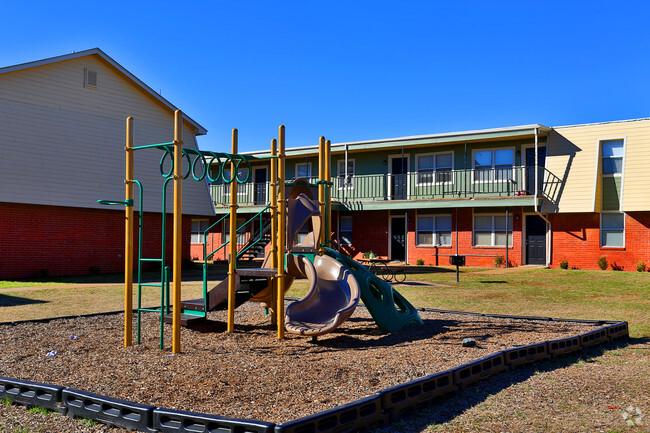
597, 256, 608, 270
363, 251, 376, 259
560, 260, 569, 270
636, 260, 647, 273
494, 255, 504, 268
416, 258, 424, 266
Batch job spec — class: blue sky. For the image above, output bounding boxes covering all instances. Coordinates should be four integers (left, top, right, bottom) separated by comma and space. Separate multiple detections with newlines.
3, 1, 650, 152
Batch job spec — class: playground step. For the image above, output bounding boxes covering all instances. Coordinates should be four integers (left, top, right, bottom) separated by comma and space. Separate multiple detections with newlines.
180, 298, 205, 311
163, 313, 206, 326
237, 268, 277, 278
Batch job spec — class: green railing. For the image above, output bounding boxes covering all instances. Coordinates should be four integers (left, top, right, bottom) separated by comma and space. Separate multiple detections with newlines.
210, 167, 561, 207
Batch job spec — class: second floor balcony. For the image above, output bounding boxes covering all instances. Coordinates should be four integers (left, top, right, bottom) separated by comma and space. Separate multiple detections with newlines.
210, 166, 561, 211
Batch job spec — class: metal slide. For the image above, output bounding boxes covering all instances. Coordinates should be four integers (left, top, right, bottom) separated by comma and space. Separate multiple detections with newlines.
284, 254, 360, 336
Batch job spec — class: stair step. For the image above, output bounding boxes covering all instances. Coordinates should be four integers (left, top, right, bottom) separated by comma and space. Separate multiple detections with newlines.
237, 268, 277, 278
180, 299, 205, 311
163, 313, 206, 326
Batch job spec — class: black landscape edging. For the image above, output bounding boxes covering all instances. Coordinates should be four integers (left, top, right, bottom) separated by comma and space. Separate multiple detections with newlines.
0, 309, 630, 432
376, 370, 455, 423
62, 388, 157, 432
0, 376, 66, 414
153, 407, 275, 433
275, 394, 388, 433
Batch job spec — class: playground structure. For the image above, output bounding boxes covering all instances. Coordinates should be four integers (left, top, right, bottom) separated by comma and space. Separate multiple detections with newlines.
103, 111, 422, 354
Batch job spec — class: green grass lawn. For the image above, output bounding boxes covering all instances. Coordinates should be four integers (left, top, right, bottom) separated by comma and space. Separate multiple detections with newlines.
2, 266, 648, 337
287, 266, 650, 338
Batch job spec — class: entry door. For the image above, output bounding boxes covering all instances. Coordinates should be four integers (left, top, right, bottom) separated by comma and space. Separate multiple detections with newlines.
390, 217, 406, 262
525, 147, 546, 195
526, 215, 546, 265
391, 157, 408, 200
254, 167, 267, 205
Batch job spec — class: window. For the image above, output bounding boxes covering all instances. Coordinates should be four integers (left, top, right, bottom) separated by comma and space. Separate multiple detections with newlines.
473, 149, 514, 182
339, 216, 353, 245
473, 214, 513, 246
602, 139, 624, 175
416, 152, 453, 184
601, 212, 625, 247
191, 220, 210, 244
224, 218, 246, 244
417, 215, 452, 246
295, 162, 312, 179
337, 159, 355, 189
84, 68, 97, 88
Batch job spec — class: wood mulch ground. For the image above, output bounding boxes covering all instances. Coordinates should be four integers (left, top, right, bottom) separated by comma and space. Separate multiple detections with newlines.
0, 303, 603, 432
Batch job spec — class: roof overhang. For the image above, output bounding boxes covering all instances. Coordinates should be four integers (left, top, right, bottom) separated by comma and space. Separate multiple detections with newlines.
242, 124, 552, 158
0, 48, 207, 135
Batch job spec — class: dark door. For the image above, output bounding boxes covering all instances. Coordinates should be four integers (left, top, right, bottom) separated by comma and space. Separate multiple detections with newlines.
526, 215, 546, 265
390, 217, 406, 262
391, 157, 408, 200
254, 168, 267, 205
525, 147, 546, 195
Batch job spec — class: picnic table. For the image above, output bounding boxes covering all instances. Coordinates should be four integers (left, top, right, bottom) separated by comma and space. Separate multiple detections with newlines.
358, 258, 406, 283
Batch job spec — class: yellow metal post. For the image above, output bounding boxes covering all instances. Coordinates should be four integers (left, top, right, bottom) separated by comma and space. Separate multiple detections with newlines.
172, 110, 183, 354
124, 117, 134, 347
277, 125, 286, 339
227, 129, 238, 332
270, 138, 278, 325
325, 139, 332, 250
318, 137, 326, 255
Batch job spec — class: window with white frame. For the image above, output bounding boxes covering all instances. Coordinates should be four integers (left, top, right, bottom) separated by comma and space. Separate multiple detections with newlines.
295, 162, 312, 179
602, 139, 624, 175
416, 152, 453, 185
473, 214, 513, 247
84, 68, 97, 88
601, 212, 625, 248
191, 220, 210, 244
416, 215, 452, 246
339, 215, 353, 245
473, 148, 514, 182
337, 159, 355, 189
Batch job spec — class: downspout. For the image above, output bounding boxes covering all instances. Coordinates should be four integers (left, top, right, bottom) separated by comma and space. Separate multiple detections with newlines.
533, 127, 552, 266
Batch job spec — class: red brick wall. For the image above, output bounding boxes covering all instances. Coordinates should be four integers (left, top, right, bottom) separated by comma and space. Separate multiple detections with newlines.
337, 210, 390, 261
0, 202, 194, 279
407, 208, 523, 267
549, 211, 650, 271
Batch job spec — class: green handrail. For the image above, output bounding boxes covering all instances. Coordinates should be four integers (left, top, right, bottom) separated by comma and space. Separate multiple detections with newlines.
235, 209, 272, 260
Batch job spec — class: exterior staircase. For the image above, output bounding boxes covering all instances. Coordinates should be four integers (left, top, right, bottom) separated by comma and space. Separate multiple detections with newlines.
237, 218, 272, 261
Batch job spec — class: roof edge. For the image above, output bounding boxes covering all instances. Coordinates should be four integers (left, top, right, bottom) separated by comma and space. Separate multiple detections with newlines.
240, 123, 551, 156
0, 48, 207, 136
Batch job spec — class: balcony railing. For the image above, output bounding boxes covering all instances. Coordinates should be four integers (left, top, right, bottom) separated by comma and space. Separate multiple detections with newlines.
210, 167, 561, 208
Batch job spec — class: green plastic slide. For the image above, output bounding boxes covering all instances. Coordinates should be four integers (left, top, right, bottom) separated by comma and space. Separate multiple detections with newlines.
324, 248, 423, 332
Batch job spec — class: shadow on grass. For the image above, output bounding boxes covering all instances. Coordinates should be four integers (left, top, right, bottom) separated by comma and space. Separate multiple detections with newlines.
0, 294, 47, 307
372, 338, 640, 433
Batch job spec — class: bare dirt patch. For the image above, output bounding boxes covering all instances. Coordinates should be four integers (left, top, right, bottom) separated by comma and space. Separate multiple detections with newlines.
0, 303, 598, 425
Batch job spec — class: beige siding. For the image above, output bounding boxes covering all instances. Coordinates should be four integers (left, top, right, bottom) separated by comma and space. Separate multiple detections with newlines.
545, 119, 650, 213
0, 55, 214, 215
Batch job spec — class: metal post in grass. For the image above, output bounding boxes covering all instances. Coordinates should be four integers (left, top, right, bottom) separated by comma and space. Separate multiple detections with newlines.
277, 125, 286, 339
172, 110, 183, 354
124, 117, 134, 347
227, 129, 238, 332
